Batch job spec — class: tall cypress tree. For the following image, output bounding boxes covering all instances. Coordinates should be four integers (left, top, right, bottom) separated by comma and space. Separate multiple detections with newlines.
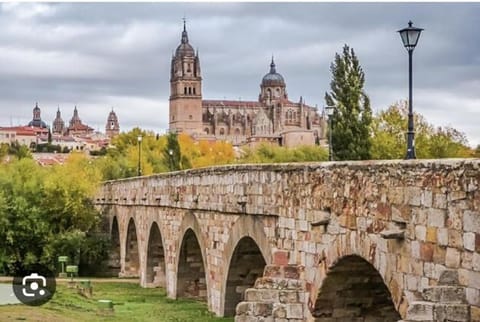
325, 44, 372, 160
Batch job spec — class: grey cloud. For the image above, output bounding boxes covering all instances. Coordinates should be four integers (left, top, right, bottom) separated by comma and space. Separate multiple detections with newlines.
0, 3, 479, 146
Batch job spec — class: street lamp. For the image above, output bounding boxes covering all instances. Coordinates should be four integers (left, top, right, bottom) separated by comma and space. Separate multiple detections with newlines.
137, 135, 142, 176
325, 106, 335, 161
398, 20, 423, 159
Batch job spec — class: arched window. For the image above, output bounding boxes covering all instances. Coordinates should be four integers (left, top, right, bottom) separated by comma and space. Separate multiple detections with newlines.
188, 87, 192, 95
193, 87, 196, 95
184, 87, 187, 95
234, 128, 241, 135
189, 115, 193, 120
205, 128, 209, 134
219, 128, 225, 135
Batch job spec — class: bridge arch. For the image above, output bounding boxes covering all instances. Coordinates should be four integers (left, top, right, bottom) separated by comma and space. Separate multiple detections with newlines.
312, 255, 401, 321
309, 232, 405, 320
145, 221, 166, 287
108, 216, 121, 275
124, 217, 140, 277
175, 212, 209, 303
220, 216, 272, 316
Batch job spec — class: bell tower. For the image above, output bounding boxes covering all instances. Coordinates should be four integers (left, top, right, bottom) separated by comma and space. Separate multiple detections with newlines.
169, 20, 203, 135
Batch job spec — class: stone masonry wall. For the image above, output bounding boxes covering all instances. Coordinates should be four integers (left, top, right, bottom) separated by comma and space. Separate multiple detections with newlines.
95, 159, 480, 320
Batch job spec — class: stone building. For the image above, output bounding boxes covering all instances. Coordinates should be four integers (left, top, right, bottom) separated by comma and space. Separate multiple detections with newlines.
105, 109, 120, 138
27, 102, 48, 129
52, 107, 65, 134
66, 106, 94, 136
169, 22, 327, 147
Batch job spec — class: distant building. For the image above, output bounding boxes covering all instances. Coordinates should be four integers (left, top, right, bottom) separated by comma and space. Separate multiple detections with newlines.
105, 109, 120, 138
168, 22, 327, 148
0, 126, 48, 147
66, 106, 94, 136
52, 107, 65, 135
27, 102, 48, 128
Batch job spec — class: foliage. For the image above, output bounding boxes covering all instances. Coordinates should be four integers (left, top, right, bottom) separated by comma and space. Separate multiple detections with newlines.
239, 144, 328, 163
8, 141, 32, 159
163, 132, 184, 171
371, 101, 472, 159
325, 44, 372, 160
95, 128, 168, 180
0, 154, 104, 275
179, 134, 235, 168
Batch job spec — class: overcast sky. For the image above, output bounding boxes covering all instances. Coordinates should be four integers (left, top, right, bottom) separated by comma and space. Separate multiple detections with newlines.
0, 2, 479, 146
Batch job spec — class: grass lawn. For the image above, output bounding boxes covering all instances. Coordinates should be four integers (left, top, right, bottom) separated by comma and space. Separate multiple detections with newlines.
0, 281, 233, 322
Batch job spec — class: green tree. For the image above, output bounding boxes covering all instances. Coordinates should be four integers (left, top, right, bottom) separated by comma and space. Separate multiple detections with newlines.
371, 101, 472, 159
325, 44, 372, 160
163, 132, 185, 171
0, 154, 104, 275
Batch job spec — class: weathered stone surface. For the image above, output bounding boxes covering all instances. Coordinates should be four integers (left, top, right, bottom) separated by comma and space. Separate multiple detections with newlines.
95, 160, 480, 320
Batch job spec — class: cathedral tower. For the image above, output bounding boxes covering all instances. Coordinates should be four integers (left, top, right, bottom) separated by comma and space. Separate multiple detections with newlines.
106, 108, 120, 138
52, 107, 65, 134
169, 20, 202, 135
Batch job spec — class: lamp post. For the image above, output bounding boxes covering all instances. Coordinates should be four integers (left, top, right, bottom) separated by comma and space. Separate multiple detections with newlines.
137, 135, 142, 176
398, 21, 423, 159
325, 106, 335, 161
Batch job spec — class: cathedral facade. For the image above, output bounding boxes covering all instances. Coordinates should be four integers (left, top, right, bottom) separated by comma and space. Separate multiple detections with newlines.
169, 23, 327, 147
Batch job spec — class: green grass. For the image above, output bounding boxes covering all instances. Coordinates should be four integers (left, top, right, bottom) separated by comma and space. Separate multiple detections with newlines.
0, 282, 233, 322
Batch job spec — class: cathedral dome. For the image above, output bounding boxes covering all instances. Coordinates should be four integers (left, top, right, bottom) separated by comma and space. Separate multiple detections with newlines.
175, 42, 195, 57
262, 58, 285, 86
175, 21, 195, 58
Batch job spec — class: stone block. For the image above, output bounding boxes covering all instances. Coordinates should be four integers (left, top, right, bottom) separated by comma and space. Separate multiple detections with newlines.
463, 210, 480, 233
434, 303, 470, 322
445, 247, 461, 268
449, 229, 464, 248
464, 232, 476, 251
286, 303, 304, 319
273, 251, 289, 266
415, 225, 427, 241
473, 253, 480, 271
428, 209, 446, 228
420, 242, 434, 262
471, 306, 480, 322
439, 270, 460, 285
466, 287, 480, 306
406, 301, 435, 321
423, 286, 466, 303
236, 302, 252, 315
253, 303, 273, 317
437, 228, 449, 246
433, 193, 448, 209
426, 227, 437, 243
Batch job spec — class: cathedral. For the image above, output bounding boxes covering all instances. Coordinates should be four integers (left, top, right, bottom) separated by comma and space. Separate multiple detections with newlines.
169, 22, 327, 147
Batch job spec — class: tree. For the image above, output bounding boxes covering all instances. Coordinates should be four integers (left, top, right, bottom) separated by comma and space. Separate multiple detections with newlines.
325, 44, 372, 160
163, 132, 184, 171
0, 155, 105, 275
371, 101, 472, 159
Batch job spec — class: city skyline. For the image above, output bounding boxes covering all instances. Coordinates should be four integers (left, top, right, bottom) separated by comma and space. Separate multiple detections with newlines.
0, 3, 479, 145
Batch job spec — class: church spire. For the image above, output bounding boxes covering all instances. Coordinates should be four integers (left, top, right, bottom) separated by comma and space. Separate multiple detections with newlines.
181, 17, 189, 44
270, 55, 276, 74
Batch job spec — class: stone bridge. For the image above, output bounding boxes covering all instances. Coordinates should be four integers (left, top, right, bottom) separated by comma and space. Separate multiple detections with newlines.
94, 159, 480, 321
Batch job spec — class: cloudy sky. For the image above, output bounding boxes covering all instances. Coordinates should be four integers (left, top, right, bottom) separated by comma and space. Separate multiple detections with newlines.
0, 2, 479, 146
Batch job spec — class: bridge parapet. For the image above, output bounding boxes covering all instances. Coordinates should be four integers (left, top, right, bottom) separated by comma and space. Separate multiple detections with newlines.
95, 159, 480, 321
